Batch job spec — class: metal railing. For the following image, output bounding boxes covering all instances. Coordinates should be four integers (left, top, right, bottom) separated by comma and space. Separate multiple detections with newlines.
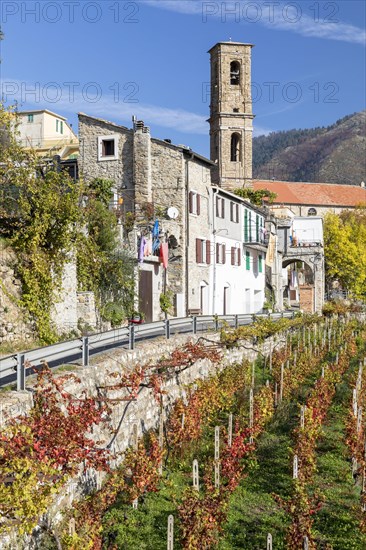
0, 312, 292, 391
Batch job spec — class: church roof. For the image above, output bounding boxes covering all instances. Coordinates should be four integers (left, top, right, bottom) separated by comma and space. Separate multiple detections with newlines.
253, 180, 366, 207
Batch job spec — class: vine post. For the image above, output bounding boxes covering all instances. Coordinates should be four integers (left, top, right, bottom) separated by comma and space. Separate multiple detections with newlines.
167, 515, 174, 550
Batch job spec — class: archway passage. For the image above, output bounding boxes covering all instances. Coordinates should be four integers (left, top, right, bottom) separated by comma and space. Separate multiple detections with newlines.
282, 260, 313, 312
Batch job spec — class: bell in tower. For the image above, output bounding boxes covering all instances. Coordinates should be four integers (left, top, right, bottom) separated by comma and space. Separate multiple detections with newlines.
208, 42, 254, 189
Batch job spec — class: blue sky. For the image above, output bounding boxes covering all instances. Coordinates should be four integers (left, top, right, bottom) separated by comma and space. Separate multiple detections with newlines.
1, 0, 365, 157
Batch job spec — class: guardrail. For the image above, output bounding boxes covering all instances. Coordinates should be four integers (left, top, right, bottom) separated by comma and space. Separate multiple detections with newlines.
0, 312, 293, 391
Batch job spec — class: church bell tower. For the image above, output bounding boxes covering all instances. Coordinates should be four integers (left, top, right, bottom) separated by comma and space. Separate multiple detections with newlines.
208, 42, 254, 189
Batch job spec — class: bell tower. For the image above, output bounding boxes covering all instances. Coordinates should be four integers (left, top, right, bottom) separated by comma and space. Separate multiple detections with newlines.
209, 42, 254, 189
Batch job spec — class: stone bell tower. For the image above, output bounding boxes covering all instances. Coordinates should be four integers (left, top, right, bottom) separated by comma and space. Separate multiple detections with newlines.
208, 42, 254, 189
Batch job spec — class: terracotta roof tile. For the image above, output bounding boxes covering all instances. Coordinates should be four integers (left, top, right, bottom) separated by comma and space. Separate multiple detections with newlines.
253, 180, 366, 207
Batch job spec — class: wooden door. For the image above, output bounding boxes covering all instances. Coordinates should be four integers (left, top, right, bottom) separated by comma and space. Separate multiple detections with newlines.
139, 270, 153, 323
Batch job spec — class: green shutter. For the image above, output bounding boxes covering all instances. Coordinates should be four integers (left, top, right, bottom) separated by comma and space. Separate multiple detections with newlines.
60, 121, 64, 134
259, 255, 263, 273
246, 251, 250, 270
249, 212, 252, 242
244, 209, 248, 241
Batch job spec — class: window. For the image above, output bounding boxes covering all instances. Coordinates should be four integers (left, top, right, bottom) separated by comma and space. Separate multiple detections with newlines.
308, 208, 317, 216
60, 121, 63, 134
231, 247, 241, 266
230, 61, 240, 85
244, 209, 248, 241
230, 133, 241, 162
230, 202, 239, 223
249, 211, 252, 242
216, 196, 225, 218
189, 191, 201, 215
256, 214, 259, 242
98, 135, 119, 161
246, 251, 250, 270
259, 255, 263, 273
102, 140, 115, 156
196, 239, 211, 264
233, 108, 239, 113
27, 114, 34, 123
216, 243, 226, 264
56, 119, 59, 132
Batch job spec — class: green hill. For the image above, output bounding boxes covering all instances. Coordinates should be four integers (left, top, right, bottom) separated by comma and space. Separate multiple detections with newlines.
253, 111, 366, 185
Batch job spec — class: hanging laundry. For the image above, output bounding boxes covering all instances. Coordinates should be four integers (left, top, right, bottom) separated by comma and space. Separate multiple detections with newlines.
138, 236, 146, 263
152, 220, 159, 238
152, 220, 160, 253
144, 237, 152, 256
160, 242, 169, 269
290, 270, 299, 289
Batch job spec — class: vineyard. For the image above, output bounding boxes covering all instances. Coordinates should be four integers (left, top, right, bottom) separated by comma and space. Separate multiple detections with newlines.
1, 314, 366, 549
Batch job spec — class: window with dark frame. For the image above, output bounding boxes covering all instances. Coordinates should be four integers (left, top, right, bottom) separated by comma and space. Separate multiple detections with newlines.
231, 246, 241, 266
102, 139, 115, 157
230, 202, 239, 223
216, 243, 226, 264
189, 191, 201, 216
196, 239, 211, 265
216, 196, 225, 218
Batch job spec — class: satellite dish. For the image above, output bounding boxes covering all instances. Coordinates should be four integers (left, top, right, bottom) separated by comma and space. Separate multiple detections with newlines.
167, 207, 179, 219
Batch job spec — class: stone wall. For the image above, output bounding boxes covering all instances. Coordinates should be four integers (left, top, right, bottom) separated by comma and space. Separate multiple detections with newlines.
0, 328, 282, 547
299, 285, 314, 313
76, 291, 97, 330
51, 258, 78, 334
78, 114, 133, 191
0, 246, 34, 348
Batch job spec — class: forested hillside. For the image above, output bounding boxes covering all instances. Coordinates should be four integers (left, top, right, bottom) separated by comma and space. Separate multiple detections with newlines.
253, 111, 366, 185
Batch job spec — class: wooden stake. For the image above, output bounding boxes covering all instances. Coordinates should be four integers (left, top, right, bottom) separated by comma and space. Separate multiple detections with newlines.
167, 515, 174, 550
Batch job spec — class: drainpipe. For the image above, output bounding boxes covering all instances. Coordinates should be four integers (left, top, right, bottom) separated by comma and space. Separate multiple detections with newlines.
212, 187, 219, 315
185, 156, 191, 317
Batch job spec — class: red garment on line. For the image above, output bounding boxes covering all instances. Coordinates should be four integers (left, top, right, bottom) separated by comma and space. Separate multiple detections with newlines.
160, 243, 168, 269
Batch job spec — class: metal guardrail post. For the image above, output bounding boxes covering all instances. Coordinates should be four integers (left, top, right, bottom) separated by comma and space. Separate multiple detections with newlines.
16, 353, 25, 391
129, 324, 135, 350
165, 320, 170, 340
215, 316, 219, 332
192, 316, 197, 334
235, 315, 239, 329
82, 337, 89, 367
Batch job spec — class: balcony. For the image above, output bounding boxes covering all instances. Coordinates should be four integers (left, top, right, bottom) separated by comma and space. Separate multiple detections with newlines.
244, 233, 269, 252
284, 238, 323, 258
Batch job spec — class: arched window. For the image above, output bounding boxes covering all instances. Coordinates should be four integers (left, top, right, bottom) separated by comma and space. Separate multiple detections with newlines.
230, 133, 241, 162
230, 61, 240, 85
308, 208, 317, 216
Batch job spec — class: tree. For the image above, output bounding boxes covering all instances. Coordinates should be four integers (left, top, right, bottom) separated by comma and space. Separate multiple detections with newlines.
323, 206, 366, 297
0, 104, 82, 342
0, 104, 135, 341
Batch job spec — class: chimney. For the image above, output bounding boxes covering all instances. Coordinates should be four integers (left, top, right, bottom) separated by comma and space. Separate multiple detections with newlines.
133, 119, 152, 221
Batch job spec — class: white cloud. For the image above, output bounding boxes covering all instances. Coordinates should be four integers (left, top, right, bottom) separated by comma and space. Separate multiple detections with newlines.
141, 0, 366, 46
1, 79, 208, 135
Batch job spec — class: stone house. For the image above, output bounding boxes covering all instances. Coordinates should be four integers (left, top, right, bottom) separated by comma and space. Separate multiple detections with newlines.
78, 113, 214, 321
